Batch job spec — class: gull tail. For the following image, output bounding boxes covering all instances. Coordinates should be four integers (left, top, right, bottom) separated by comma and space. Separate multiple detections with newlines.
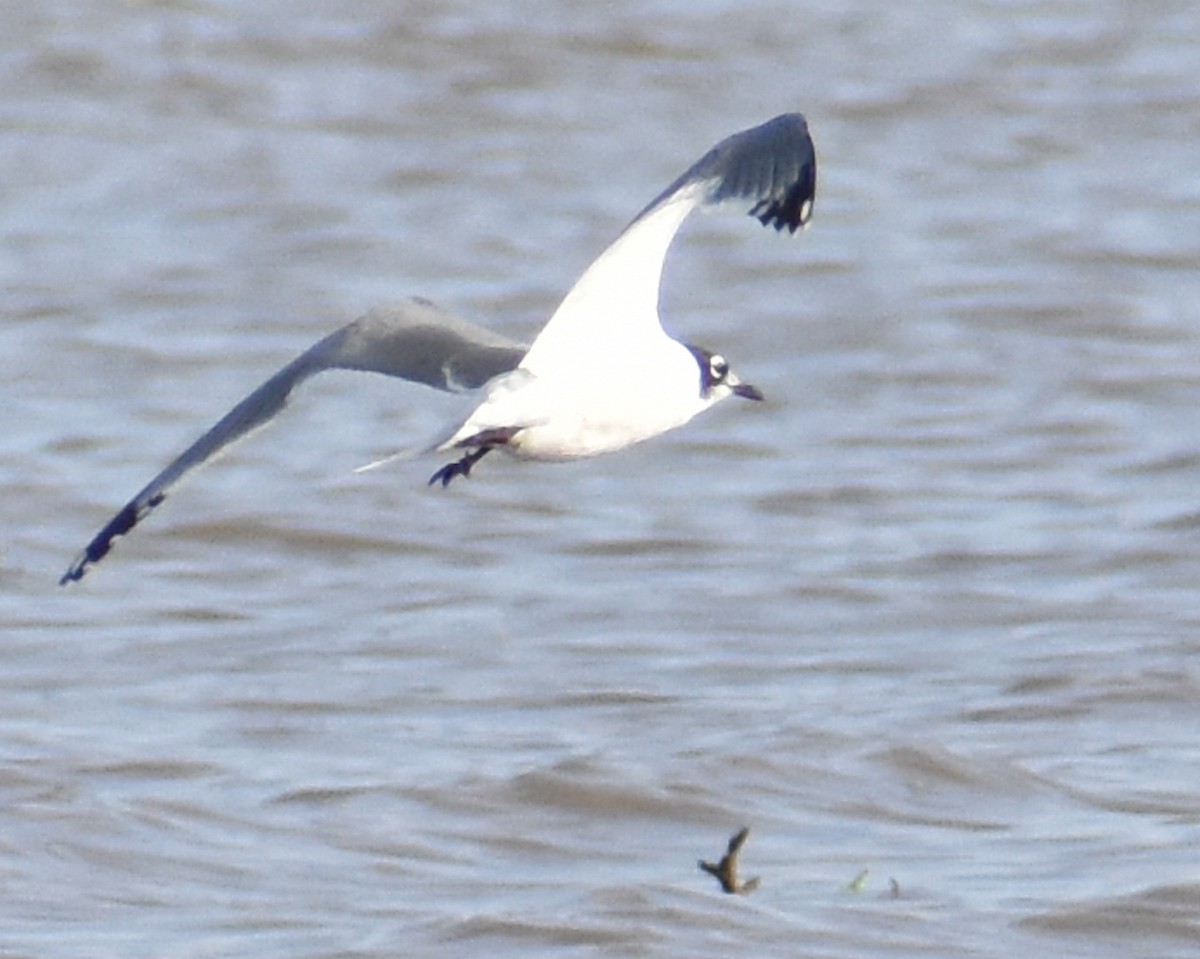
352, 447, 421, 473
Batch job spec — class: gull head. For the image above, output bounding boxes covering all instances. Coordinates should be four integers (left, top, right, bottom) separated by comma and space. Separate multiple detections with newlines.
691, 346, 764, 404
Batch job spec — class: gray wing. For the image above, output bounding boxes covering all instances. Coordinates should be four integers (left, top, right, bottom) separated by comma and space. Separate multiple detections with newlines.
60, 298, 527, 584
631, 112, 816, 233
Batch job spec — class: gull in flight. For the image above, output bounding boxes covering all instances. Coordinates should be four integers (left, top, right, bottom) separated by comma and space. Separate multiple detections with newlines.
60, 113, 816, 584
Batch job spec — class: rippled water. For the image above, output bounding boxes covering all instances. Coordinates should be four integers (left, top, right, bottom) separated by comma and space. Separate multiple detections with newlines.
3, 1, 1200, 956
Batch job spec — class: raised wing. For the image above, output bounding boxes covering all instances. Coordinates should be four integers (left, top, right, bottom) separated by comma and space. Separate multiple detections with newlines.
60, 298, 527, 584
519, 113, 816, 377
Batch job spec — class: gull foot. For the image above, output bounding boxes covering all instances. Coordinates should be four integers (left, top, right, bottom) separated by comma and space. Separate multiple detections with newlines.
428, 446, 493, 488
428, 427, 521, 488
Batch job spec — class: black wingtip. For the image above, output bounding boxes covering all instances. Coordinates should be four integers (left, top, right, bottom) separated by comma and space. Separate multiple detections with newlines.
748, 115, 817, 234
698, 112, 816, 235
59, 493, 165, 586
60, 540, 106, 586
751, 175, 816, 234
59, 560, 86, 586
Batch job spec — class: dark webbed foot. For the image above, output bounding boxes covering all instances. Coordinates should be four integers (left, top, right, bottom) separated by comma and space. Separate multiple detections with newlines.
428, 446, 493, 487
428, 427, 521, 488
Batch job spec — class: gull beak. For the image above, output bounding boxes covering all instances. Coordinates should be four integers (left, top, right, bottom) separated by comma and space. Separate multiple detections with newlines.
730, 377, 764, 402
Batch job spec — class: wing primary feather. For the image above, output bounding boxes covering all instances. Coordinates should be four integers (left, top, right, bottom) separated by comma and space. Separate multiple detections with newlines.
633, 113, 816, 235
59, 299, 526, 584
58, 351, 333, 585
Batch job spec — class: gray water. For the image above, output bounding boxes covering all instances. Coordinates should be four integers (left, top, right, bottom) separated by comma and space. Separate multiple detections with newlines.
3, 1, 1200, 956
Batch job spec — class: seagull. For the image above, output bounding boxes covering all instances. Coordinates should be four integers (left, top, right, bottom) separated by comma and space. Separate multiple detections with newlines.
60, 113, 816, 584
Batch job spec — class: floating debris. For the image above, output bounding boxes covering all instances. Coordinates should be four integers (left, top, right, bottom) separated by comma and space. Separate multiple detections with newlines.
699, 826, 760, 895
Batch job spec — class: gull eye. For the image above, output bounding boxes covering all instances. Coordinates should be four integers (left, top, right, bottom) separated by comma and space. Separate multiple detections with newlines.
709, 354, 730, 383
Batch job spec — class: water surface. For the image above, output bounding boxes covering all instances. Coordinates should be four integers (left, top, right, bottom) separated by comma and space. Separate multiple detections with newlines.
3, 2, 1200, 956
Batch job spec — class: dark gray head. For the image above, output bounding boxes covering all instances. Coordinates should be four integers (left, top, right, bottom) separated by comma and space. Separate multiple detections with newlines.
687, 345, 764, 403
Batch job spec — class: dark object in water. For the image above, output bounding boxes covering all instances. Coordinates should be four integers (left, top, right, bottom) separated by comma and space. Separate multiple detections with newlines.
699, 826, 760, 894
